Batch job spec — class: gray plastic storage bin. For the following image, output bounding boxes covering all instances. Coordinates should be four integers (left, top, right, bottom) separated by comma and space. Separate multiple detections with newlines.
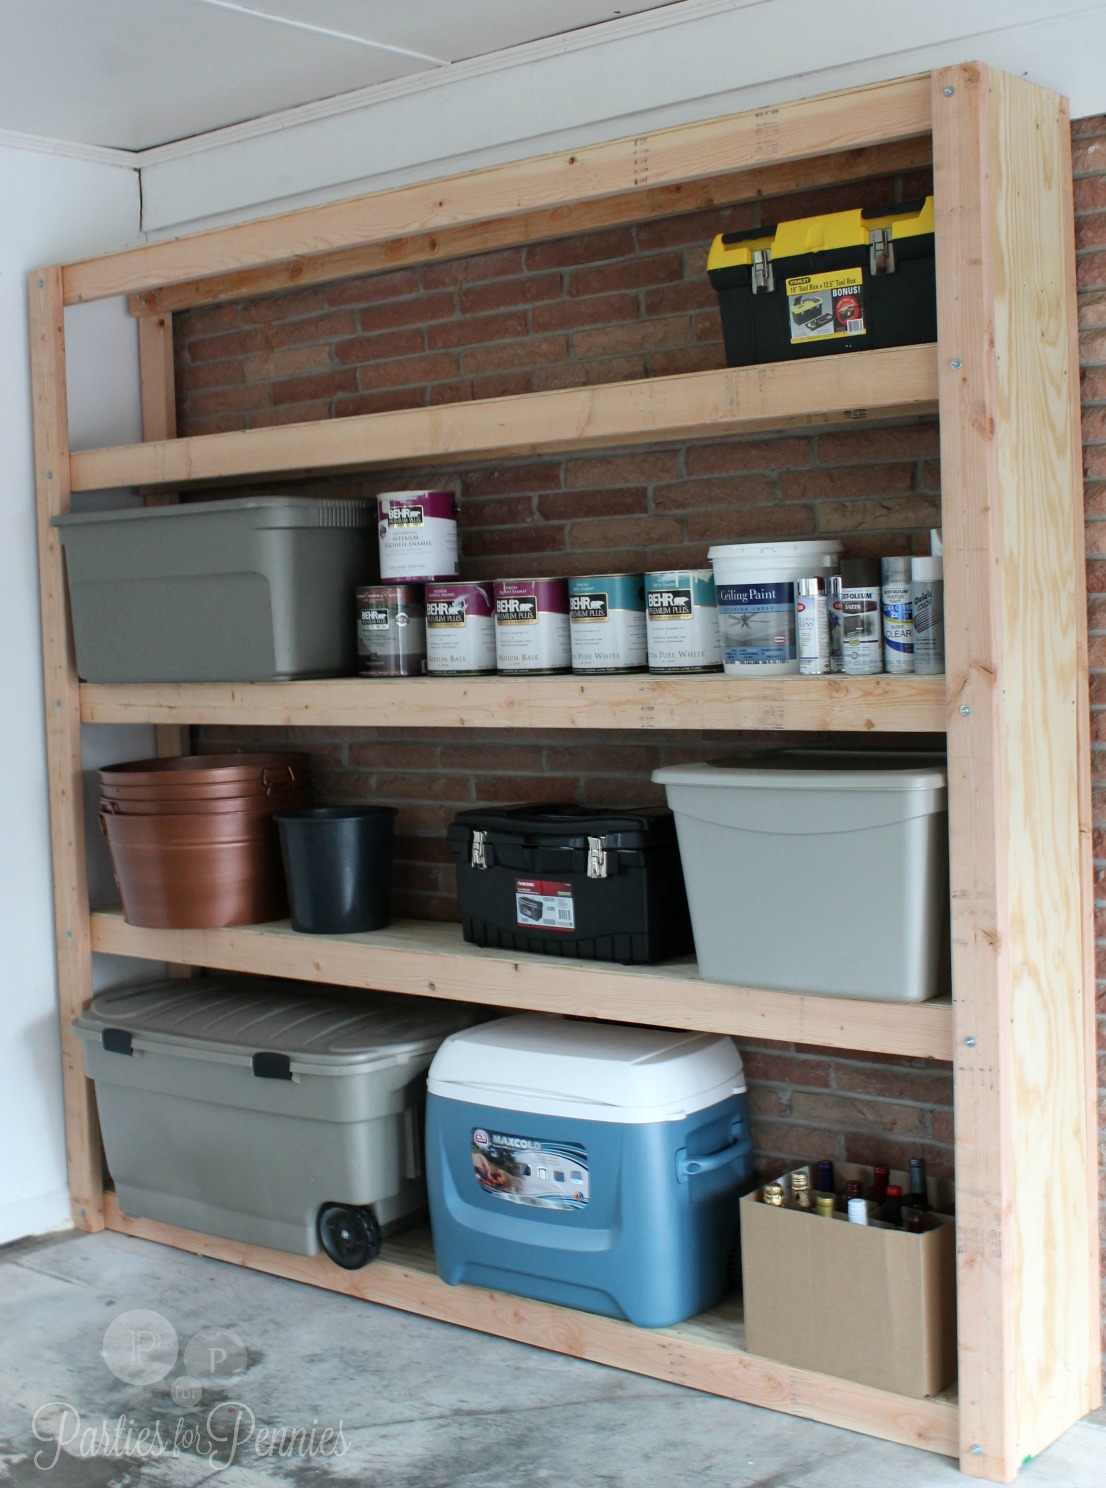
652, 753, 949, 1002
53, 496, 373, 682
73, 976, 480, 1264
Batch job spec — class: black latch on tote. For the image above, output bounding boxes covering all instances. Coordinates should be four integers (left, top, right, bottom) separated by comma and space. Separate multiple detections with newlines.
101, 1028, 133, 1056
251, 1051, 292, 1080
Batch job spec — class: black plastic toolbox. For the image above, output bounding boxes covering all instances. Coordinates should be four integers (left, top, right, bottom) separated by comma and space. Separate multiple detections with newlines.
446, 804, 693, 965
706, 198, 936, 366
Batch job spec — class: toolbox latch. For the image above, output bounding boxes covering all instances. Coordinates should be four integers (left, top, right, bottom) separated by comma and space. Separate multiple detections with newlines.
101, 1028, 133, 1056
470, 829, 487, 870
586, 836, 609, 879
750, 248, 774, 295
869, 227, 895, 275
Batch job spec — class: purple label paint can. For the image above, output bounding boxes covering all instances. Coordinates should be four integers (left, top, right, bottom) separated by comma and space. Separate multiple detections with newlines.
377, 490, 459, 582
425, 582, 497, 675
356, 584, 427, 677
493, 578, 571, 675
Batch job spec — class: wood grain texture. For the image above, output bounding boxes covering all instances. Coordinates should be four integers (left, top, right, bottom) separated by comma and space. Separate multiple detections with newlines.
78, 672, 947, 733
62, 74, 931, 305
137, 314, 177, 444
68, 346, 939, 494
28, 269, 103, 1232
127, 136, 933, 317
101, 1199, 958, 1456
933, 64, 1095, 1480
88, 912, 955, 1061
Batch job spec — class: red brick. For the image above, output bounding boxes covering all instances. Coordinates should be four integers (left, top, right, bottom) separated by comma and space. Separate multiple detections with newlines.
184, 411, 248, 435
1082, 329, 1106, 366
463, 465, 562, 498
188, 328, 262, 363
565, 450, 682, 489
542, 742, 658, 776
374, 772, 474, 803
532, 356, 646, 391
270, 370, 358, 405
1078, 217, 1106, 252
460, 495, 538, 529
421, 248, 525, 289
189, 384, 271, 418
1073, 115, 1106, 139
570, 254, 682, 298
1078, 252, 1106, 291
778, 463, 916, 502
240, 288, 328, 325
653, 474, 776, 511
356, 353, 459, 391
356, 292, 456, 333
460, 273, 563, 315
430, 372, 533, 405
686, 437, 813, 476
919, 459, 941, 492
176, 359, 245, 393
243, 344, 333, 383
530, 294, 640, 333
817, 423, 941, 463
1084, 366, 1106, 401
573, 317, 690, 359
537, 487, 647, 521
818, 495, 942, 534
179, 303, 240, 337
331, 327, 425, 365
568, 514, 682, 550
643, 281, 718, 316
327, 269, 420, 306
247, 401, 331, 427
833, 1063, 954, 1104
447, 742, 545, 774
462, 336, 569, 376
740, 1051, 833, 1088
748, 1121, 847, 1166
686, 505, 815, 545
335, 388, 427, 417
463, 525, 566, 557
1086, 448, 1106, 481
647, 346, 723, 377
427, 311, 528, 350
478, 774, 579, 804
525, 229, 637, 271
842, 1135, 952, 1181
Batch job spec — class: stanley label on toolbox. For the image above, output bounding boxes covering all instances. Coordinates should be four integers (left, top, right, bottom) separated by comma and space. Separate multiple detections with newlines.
785, 268, 866, 344
496, 596, 538, 624
570, 592, 609, 621
647, 588, 692, 619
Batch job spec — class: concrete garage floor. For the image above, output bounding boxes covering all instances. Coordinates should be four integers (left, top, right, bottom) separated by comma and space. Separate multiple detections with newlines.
1, 1230, 1103, 1488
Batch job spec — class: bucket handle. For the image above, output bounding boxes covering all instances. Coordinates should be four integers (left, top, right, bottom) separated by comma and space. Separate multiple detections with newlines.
675, 1117, 749, 1183
261, 765, 298, 794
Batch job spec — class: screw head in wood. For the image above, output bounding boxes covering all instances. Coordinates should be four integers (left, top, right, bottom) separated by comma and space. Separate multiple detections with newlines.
950, 358, 962, 369
971, 1444, 983, 1455
944, 86, 955, 97
965, 1036, 976, 1047
960, 705, 971, 716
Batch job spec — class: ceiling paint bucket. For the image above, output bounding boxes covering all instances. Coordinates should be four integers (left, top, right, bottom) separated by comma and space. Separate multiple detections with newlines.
708, 540, 842, 676
644, 570, 722, 673
377, 490, 459, 582
568, 574, 647, 674
493, 578, 571, 675
425, 581, 497, 676
355, 584, 427, 677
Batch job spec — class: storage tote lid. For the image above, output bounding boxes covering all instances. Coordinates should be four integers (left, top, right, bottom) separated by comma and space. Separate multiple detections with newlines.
53, 496, 373, 533
428, 1013, 745, 1123
654, 750, 946, 793
73, 977, 479, 1076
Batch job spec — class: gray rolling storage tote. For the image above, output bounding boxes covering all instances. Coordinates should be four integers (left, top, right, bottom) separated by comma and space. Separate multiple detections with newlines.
74, 976, 480, 1267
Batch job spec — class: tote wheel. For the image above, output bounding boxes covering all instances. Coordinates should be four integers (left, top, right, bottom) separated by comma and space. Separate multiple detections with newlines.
317, 1204, 382, 1270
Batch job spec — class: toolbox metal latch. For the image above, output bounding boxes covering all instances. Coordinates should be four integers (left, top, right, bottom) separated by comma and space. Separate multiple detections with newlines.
586, 836, 609, 879
470, 829, 487, 869
750, 248, 774, 294
869, 226, 895, 275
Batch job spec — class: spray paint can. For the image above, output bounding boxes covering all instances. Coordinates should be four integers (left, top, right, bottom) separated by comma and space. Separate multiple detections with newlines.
425, 581, 497, 675
839, 558, 883, 676
795, 577, 831, 675
355, 585, 427, 677
377, 490, 459, 582
880, 556, 914, 674
493, 578, 571, 674
827, 573, 844, 673
568, 574, 646, 674
644, 570, 722, 673
911, 546, 945, 676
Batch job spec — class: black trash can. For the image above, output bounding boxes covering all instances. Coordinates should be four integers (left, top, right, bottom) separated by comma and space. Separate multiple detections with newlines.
275, 805, 398, 934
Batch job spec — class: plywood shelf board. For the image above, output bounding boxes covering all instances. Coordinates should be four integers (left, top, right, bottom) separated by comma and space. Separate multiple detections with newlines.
101, 1198, 958, 1457
78, 671, 948, 732
89, 911, 955, 1061
68, 347, 938, 495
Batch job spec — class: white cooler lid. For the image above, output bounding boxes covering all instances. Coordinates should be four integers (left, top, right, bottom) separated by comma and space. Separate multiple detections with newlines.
427, 1014, 746, 1123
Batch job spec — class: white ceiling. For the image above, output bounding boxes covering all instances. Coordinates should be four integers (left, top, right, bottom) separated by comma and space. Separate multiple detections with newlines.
0, 0, 685, 151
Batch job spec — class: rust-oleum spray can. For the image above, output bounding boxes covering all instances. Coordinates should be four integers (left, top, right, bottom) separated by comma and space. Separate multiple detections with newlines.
839, 558, 883, 676
880, 556, 914, 674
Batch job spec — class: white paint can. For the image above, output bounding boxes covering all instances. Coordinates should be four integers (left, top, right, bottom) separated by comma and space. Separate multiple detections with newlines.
425, 581, 497, 675
568, 574, 647, 674
644, 570, 722, 673
493, 577, 571, 674
377, 490, 458, 582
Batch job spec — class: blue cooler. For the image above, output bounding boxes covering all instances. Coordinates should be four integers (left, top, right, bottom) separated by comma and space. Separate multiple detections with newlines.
425, 1014, 753, 1327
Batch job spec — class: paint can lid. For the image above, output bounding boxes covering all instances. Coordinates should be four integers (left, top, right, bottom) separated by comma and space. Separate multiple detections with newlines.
880, 555, 912, 582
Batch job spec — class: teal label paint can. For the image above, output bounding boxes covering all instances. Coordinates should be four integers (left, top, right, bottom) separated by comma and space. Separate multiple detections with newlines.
644, 570, 722, 673
568, 574, 647, 674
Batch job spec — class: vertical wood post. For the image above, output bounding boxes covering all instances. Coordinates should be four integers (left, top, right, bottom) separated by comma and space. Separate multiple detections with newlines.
29, 268, 104, 1232
933, 63, 1099, 1479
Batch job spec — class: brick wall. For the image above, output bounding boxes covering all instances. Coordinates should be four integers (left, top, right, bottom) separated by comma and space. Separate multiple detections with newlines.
175, 134, 1105, 1345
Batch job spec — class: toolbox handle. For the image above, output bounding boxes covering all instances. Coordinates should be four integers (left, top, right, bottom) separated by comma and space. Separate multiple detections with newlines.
252, 1051, 292, 1080
676, 1118, 748, 1183
860, 197, 928, 220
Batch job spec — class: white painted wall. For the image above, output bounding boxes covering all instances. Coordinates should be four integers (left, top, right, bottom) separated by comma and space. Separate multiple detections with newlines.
139, 0, 1106, 234
0, 145, 143, 1244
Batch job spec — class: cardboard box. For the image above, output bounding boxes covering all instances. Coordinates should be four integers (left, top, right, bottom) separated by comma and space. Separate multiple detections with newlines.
740, 1162, 957, 1397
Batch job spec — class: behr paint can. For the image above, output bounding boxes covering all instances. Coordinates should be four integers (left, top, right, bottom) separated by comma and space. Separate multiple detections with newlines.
355, 585, 427, 677
425, 581, 497, 675
644, 569, 722, 673
568, 574, 647, 674
493, 577, 571, 675
377, 490, 459, 582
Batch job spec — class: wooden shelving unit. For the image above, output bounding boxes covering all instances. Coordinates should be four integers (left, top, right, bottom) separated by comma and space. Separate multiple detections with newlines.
30, 62, 1099, 1480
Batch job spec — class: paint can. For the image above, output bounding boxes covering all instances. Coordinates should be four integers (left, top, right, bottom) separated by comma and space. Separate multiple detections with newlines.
377, 490, 459, 582
355, 585, 426, 677
838, 558, 883, 676
795, 576, 831, 675
708, 540, 842, 676
493, 578, 571, 675
880, 556, 914, 674
425, 581, 497, 675
644, 570, 722, 673
568, 574, 647, 674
